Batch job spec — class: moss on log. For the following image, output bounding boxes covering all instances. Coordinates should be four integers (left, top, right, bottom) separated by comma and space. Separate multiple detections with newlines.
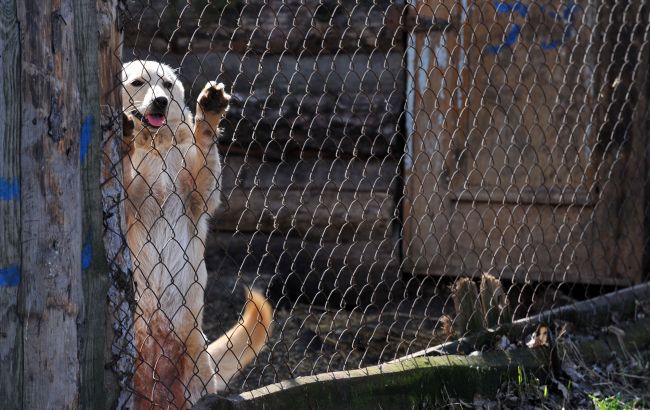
194, 349, 552, 410
194, 317, 650, 410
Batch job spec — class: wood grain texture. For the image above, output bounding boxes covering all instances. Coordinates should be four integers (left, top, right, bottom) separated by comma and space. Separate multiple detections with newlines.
594, 1, 649, 283
97, 0, 135, 407
220, 156, 399, 193
74, 0, 113, 407
0, 0, 22, 407
403, 25, 457, 274
216, 156, 398, 242
403, 0, 648, 284
123, 0, 406, 55
217, 189, 395, 242
16, 0, 84, 408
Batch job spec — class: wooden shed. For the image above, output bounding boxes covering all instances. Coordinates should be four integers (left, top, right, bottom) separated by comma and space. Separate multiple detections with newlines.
403, 0, 647, 285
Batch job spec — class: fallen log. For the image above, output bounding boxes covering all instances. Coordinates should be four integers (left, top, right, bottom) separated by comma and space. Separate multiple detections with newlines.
395, 281, 650, 358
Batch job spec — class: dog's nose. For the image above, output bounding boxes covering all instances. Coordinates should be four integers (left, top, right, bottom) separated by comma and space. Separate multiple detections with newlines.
152, 96, 168, 110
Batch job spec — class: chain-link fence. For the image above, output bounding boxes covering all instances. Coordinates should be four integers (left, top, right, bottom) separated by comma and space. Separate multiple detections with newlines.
106, 0, 649, 407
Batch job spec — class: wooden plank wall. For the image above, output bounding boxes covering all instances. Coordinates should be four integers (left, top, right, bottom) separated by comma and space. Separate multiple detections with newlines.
0, 0, 124, 408
403, 0, 650, 284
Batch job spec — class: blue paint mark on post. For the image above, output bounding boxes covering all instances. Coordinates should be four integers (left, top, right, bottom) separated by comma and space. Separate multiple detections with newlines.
80, 115, 93, 162
494, 0, 528, 17
82, 241, 93, 270
541, 40, 561, 50
0, 265, 20, 287
562, 1, 576, 20
0, 177, 20, 201
487, 24, 522, 55
488, 0, 580, 54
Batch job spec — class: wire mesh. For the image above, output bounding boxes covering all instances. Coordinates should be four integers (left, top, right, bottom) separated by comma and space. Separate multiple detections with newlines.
104, 0, 650, 408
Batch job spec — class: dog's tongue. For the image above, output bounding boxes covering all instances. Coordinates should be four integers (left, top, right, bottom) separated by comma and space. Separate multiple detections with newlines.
145, 114, 166, 128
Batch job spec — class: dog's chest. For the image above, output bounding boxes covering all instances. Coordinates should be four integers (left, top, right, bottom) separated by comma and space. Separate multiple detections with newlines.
128, 145, 207, 307
130, 144, 194, 213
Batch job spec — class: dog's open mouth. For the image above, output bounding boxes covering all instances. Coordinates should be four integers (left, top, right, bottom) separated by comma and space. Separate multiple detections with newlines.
144, 113, 166, 128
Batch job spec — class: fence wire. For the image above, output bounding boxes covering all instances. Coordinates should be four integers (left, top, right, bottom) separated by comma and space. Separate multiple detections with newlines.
106, 0, 650, 407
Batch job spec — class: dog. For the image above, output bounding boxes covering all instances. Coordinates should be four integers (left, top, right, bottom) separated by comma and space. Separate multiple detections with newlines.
121, 60, 272, 409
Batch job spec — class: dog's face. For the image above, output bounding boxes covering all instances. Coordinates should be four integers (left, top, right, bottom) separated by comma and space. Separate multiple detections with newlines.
121, 60, 186, 132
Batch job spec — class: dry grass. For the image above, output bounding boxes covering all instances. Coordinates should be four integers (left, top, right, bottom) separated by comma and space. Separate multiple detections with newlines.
467, 322, 650, 410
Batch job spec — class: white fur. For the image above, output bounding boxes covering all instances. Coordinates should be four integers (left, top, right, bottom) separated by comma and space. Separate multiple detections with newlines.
121, 60, 189, 131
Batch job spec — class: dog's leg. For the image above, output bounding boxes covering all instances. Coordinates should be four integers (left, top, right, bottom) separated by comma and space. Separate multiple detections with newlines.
121, 113, 136, 188
195, 82, 230, 132
187, 82, 230, 219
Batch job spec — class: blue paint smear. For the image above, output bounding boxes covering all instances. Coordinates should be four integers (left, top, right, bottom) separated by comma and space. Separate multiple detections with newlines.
80, 115, 93, 162
490, 0, 580, 54
82, 241, 92, 270
541, 40, 561, 50
0, 266, 20, 287
494, 2, 512, 13
512, 3, 528, 17
563, 1, 576, 21
487, 24, 522, 54
494, 1, 528, 17
0, 177, 20, 201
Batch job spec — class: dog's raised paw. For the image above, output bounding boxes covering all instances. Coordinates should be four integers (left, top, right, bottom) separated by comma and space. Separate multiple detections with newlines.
123, 113, 135, 136
198, 82, 231, 114
121, 113, 136, 156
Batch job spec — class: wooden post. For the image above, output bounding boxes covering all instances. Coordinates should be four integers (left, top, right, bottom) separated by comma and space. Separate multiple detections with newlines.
75, 0, 117, 408
0, 0, 23, 406
98, 0, 135, 408
16, 0, 83, 407
0, 0, 125, 408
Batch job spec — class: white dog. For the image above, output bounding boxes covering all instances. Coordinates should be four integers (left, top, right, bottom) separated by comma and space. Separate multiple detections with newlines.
121, 60, 272, 409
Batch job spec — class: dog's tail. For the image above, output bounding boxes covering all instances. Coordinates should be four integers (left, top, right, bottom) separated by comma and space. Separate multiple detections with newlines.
208, 288, 273, 391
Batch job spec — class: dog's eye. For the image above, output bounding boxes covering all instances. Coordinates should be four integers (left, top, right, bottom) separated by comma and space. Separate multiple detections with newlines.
163, 81, 173, 90
131, 79, 144, 87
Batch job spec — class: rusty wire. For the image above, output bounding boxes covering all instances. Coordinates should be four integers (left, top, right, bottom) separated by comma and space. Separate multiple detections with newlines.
105, 0, 650, 407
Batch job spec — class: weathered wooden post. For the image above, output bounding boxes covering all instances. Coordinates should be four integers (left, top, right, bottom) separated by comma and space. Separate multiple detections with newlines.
0, 0, 83, 407
0, 0, 22, 406
0, 0, 126, 408
97, 0, 136, 408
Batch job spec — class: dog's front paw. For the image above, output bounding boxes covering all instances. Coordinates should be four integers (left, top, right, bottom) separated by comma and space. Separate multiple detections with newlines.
122, 113, 136, 156
123, 113, 135, 136
198, 82, 231, 115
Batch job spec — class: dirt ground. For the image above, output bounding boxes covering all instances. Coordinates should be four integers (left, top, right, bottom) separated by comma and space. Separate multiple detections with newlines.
202, 273, 446, 393
200, 231, 648, 404
201, 271, 624, 398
